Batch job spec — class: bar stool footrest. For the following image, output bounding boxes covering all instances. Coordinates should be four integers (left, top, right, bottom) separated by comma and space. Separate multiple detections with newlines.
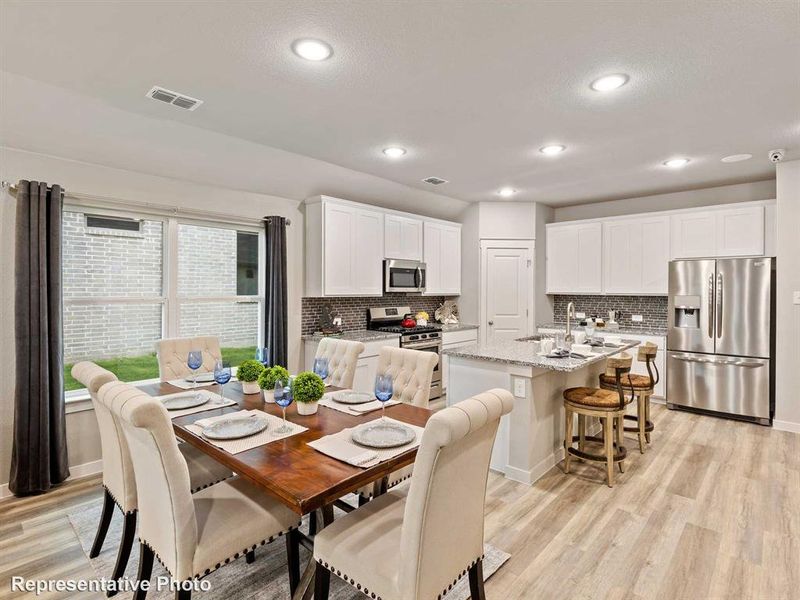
622, 414, 654, 433
567, 440, 627, 463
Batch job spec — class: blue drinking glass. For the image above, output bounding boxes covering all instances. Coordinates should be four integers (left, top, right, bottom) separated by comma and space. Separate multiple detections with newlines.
213, 360, 232, 400
255, 347, 270, 366
374, 373, 394, 422
274, 379, 293, 434
187, 350, 203, 388
313, 357, 329, 383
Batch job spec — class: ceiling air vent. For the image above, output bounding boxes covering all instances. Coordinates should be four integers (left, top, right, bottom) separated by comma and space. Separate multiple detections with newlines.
422, 176, 449, 186
146, 86, 203, 111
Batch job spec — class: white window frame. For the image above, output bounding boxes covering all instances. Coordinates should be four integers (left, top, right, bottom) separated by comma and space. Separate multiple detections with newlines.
63, 205, 265, 403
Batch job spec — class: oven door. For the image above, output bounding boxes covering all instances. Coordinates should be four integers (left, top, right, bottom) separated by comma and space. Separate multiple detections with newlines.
384, 259, 426, 293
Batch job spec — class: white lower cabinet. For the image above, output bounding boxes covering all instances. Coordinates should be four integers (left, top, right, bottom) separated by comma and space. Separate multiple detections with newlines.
441, 328, 479, 392
303, 337, 400, 394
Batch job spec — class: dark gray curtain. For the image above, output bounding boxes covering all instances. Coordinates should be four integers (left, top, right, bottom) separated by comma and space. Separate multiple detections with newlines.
264, 216, 288, 367
10, 180, 69, 496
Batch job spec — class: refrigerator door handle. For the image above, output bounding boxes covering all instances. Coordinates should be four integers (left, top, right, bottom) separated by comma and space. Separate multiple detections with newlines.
716, 272, 723, 339
707, 273, 715, 339
672, 354, 764, 368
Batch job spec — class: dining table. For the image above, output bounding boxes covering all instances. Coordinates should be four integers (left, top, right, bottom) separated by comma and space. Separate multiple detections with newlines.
138, 379, 433, 600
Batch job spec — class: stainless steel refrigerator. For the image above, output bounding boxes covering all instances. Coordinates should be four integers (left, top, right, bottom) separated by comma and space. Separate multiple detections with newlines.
667, 257, 775, 425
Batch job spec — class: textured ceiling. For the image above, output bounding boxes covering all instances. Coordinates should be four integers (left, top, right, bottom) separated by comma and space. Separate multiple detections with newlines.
1, 0, 798, 207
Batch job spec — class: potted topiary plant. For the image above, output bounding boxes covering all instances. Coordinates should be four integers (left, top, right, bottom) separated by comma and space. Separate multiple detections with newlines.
237, 359, 265, 395
292, 371, 326, 415
258, 365, 290, 403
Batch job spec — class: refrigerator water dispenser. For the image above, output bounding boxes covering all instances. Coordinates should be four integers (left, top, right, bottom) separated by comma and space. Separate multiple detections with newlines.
673, 295, 700, 328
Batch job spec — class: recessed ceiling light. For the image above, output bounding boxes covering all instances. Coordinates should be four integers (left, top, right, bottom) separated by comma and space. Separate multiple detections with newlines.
291, 39, 333, 61
382, 147, 407, 158
663, 158, 690, 168
498, 187, 516, 197
540, 144, 566, 155
590, 74, 629, 92
721, 153, 753, 163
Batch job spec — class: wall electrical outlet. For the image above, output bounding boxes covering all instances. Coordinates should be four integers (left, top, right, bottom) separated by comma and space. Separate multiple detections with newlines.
793, 291, 800, 305
576, 312, 586, 319
631, 314, 643, 322
513, 378, 526, 398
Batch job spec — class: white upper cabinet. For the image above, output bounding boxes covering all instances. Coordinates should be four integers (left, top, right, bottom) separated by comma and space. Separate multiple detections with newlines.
424, 221, 461, 295
384, 214, 423, 260
671, 206, 764, 258
545, 222, 602, 294
306, 197, 384, 296
603, 216, 670, 294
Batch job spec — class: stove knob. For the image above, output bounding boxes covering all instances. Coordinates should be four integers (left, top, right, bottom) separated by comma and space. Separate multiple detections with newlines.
410, 335, 419, 341
421, 333, 428, 339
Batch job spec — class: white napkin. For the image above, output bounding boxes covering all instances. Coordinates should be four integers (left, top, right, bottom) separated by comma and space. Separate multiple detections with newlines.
307, 436, 380, 468
319, 391, 400, 416
194, 409, 258, 429
349, 399, 401, 414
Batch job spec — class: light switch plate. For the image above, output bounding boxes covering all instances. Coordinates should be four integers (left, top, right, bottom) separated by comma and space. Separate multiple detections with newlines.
513, 378, 526, 398
793, 291, 800, 305
631, 314, 643, 322
576, 312, 586, 319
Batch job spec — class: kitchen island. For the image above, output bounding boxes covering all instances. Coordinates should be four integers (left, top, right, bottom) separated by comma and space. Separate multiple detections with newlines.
444, 337, 638, 485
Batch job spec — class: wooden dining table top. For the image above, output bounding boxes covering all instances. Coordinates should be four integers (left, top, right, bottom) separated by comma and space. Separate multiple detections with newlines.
137, 381, 433, 515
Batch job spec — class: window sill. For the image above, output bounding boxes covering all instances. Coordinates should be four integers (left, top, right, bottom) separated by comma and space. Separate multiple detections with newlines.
64, 376, 163, 414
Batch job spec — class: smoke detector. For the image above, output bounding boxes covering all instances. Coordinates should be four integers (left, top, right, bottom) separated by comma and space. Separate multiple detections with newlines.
422, 176, 449, 186
146, 86, 203, 111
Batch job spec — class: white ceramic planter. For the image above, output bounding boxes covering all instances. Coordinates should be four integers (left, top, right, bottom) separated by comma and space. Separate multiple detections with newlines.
241, 381, 261, 395
262, 389, 275, 403
296, 401, 319, 416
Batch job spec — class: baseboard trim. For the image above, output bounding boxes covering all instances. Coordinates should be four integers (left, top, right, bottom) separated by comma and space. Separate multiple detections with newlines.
773, 420, 800, 434
0, 458, 103, 500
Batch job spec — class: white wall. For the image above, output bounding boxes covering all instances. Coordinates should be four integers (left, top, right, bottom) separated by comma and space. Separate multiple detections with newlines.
0, 146, 305, 489
553, 180, 776, 222
774, 160, 800, 431
478, 201, 536, 239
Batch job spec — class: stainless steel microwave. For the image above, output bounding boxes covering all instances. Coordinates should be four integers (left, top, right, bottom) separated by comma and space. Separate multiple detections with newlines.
384, 259, 426, 293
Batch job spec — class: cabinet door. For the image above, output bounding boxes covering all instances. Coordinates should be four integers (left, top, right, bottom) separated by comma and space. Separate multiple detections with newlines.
352, 356, 376, 393
546, 226, 578, 293
576, 223, 603, 293
640, 217, 670, 293
603, 221, 637, 294
715, 206, 764, 256
439, 225, 461, 294
323, 203, 356, 295
385, 214, 423, 260
352, 209, 384, 295
670, 211, 716, 258
423, 222, 442, 293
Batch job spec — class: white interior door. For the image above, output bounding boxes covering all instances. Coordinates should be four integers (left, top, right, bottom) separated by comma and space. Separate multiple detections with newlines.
482, 241, 533, 343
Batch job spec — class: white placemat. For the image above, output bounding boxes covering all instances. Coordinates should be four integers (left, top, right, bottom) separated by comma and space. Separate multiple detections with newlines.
185, 409, 307, 454
156, 390, 237, 419
319, 390, 401, 416
307, 417, 424, 468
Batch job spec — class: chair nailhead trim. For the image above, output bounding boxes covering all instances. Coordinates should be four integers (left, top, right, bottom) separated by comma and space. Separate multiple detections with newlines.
359, 472, 413, 500
190, 475, 232, 493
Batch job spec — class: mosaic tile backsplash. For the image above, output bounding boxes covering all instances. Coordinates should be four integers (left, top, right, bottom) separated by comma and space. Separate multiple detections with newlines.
302, 294, 457, 335
552, 295, 668, 330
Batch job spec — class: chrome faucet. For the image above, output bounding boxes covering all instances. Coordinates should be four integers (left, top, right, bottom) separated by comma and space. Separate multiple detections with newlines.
565, 302, 576, 343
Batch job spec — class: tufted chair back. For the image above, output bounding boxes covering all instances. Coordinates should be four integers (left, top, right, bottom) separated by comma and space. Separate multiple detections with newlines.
71, 362, 138, 512
156, 336, 222, 382
399, 389, 514, 599
314, 338, 365, 389
99, 381, 198, 581
376, 346, 438, 407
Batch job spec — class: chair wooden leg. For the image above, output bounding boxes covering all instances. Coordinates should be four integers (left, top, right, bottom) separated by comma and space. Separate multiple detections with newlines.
314, 562, 330, 600
358, 494, 369, 506
108, 511, 137, 596
175, 589, 191, 600
468, 560, 486, 600
616, 415, 625, 473
286, 529, 300, 595
90, 488, 115, 559
604, 416, 614, 487
563, 407, 574, 474
645, 393, 652, 444
578, 414, 586, 453
308, 511, 318, 536
246, 549, 255, 564
133, 543, 154, 600
637, 394, 647, 453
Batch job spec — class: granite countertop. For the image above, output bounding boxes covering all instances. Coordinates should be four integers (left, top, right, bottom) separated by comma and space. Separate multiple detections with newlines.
537, 322, 668, 337
443, 338, 639, 372
439, 323, 479, 333
301, 329, 400, 343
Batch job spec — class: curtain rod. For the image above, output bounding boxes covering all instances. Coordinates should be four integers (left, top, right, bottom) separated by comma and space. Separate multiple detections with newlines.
2, 180, 285, 227
263, 216, 292, 226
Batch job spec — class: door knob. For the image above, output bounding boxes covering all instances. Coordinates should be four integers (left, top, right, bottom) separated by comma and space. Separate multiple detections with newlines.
488, 320, 494, 325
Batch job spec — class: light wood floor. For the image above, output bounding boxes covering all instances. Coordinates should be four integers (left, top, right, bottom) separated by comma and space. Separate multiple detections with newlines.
1, 404, 798, 599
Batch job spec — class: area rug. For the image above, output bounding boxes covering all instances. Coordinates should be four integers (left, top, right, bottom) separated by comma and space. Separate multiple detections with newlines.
68, 496, 509, 599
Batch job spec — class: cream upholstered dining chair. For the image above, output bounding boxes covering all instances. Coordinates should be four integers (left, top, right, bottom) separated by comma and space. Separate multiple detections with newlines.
72, 362, 233, 597
356, 346, 439, 503
314, 388, 514, 600
98, 380, 302, 600
314, 338, 365, 388
156, 336, 222, 382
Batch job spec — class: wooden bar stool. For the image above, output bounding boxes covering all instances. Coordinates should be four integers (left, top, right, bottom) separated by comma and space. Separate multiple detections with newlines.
598, 342, 658, 453
563, 354, 635, 487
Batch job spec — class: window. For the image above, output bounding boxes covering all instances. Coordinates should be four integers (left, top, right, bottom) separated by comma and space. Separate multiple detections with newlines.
62, 208, 263, 394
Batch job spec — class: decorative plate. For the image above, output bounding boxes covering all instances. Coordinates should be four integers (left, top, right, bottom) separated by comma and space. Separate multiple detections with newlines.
161, 392, 209, 411
189, 372, 215, 383
351, 422, 416, 449
201, 417, 269, 440
333, 391, 375, 405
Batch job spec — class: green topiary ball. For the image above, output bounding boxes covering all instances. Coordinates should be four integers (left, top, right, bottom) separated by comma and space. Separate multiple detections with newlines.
292, 371, 325, 404
258, 365, 290, 390
237, 359, 265, 383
